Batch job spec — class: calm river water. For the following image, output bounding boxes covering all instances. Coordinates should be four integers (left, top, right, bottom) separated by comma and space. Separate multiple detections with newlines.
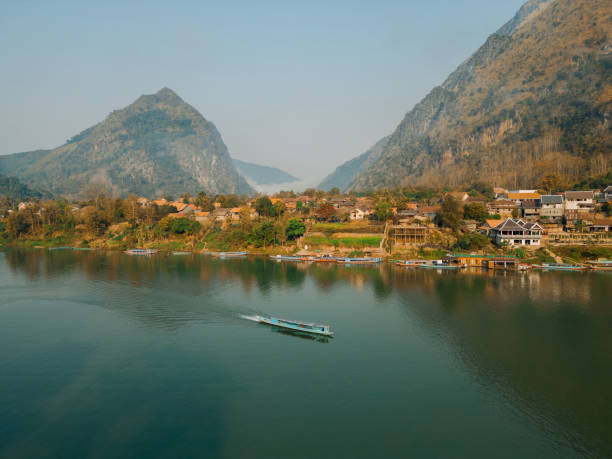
0, 248, 611, 458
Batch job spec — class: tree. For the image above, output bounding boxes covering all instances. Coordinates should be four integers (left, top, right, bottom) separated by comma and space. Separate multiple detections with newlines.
251, 220, 275, 248
375, 202, 393, 222
170, 217, 201, 235
83, 208, 109, 236
435, 196, 462, 230
216, 194, 242, 208
272, 201, 286, 217
463, 202, 487, 222
511, 208, 520, 219
6, 212, 29, 238
285, 218, 305, 240
195, 191, 215, 212
540, 174, 561, 193
328, 187, 340, 196
315, 203, 336, 221
254, 196, 274, 217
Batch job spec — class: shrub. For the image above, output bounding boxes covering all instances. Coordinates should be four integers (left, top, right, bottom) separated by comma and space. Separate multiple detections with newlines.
455, 233, 490, 251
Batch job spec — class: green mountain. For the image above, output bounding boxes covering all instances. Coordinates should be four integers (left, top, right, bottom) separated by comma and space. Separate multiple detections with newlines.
233, 159, 298, 186
0, 173, 46, 201
344, 0, 612, 191
318, 136, 389, 191
0, 88, 253, 198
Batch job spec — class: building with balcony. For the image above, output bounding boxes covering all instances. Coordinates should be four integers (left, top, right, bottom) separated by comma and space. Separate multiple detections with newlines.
489, 218, 543, 246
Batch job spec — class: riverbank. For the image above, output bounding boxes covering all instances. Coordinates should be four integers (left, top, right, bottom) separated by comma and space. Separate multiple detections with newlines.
2, 235, 611, 266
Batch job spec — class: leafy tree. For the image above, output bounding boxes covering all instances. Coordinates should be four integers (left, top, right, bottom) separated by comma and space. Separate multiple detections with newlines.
315, 203, 336, 221
540, 174, 562, 193
272, 201, 286, 217
463, 202, 487, 222
328, 187, 340, 196
285, 219, 305, 240
375, 202, 393, 222
468, 182, 494, 200
217, 194, 242, 208
170, 217, 201, 235
195, 191, 215, 212
251, 220, 275, 248
83, 208, 109, 236
435, 196, 462, 230
6, 213, 29, 238
254, 196, 274, 217
511, 208, 520, 219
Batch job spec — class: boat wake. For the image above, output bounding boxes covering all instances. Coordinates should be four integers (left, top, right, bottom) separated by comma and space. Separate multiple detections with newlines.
239, 314, 260, 322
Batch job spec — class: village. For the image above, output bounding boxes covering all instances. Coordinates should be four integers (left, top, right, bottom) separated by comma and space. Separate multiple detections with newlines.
1, 182, 611, 269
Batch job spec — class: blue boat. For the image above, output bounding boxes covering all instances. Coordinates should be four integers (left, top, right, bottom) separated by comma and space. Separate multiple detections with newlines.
252, 315, 334, 337
336, 257, 382, 265
212, 251, 247, 258
419, 261, 457, 269
532, 263, 586, 271
269, 255, 304, 261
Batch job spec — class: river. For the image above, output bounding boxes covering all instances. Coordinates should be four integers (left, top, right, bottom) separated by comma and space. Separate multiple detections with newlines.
0, 248, 610, 458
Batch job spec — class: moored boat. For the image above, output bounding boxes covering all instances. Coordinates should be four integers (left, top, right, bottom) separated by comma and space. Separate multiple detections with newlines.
336, 257, 382, 265
419, 261, 457, 269
212, 251, 247, 258
269, 255, 304, 261
587, 259, 612, 271
396, 259, 428, 267
311, 255, 340, 262
532, 263, 587, 271
125, 249, 158, 255
251, 315, 334, 337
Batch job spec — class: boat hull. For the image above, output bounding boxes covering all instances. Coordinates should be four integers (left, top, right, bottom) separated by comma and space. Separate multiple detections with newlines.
255, 315, 334, 337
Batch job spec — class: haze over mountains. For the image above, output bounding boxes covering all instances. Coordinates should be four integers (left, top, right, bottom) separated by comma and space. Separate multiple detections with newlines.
321, 0, 612, 191
0, 88, 253, 198
232, 159, 299, 187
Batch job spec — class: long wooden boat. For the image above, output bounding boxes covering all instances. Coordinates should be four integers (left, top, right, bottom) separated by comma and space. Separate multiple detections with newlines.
587, 260, 612, 271
532, 263, 587, 271
336, 257, 382, 265
396, 259, 428, 267
252, 315, 334, 337
125, 249, 158, 255
419, 262, 457, 269
311, 255, 340, 262
212, 251, 247, 258
269, 255, 304, 261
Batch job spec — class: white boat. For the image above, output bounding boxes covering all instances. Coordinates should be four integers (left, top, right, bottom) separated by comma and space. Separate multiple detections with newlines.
253, 315, 334, 337
124, 249, 158, 255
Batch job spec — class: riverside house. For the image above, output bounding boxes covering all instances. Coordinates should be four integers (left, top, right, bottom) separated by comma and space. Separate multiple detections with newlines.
539, 195, 564, 220
489, 218, 543, 246
521, 199, 540, 221
486, 199, 519, 218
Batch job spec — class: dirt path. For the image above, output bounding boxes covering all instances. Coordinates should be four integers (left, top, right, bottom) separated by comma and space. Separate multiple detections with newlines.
544, 247, 563, 263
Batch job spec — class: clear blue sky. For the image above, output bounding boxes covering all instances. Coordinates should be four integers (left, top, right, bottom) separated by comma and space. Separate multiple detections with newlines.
1, 0, 525, 184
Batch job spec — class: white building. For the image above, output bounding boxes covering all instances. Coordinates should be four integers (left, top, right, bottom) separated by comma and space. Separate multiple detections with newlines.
489, 218, 543, 246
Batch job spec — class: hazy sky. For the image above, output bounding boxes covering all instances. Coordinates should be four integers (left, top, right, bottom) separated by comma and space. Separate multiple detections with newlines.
1, 0, 525, 184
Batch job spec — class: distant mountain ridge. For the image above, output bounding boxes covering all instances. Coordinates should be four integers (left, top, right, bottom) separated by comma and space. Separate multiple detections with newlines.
318, 136, 389, 191
0, 88, 253, 198
233, 159, 298, 186
339, 0, 611, 191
